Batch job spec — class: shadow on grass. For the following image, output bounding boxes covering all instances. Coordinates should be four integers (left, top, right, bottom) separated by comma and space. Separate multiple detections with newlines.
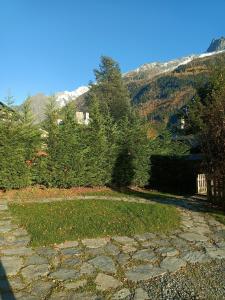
0, 260, 16, 299
110, 186, 212, 213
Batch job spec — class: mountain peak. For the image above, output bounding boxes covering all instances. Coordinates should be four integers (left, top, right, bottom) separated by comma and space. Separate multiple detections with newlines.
207, 37, 225, 53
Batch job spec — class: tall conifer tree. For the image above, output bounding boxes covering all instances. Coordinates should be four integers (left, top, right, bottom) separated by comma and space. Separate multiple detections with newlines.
88, 56, 131, 122
0, 97, 40, 189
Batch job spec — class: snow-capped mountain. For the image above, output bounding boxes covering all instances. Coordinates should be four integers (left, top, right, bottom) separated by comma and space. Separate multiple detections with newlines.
124, 49, 225, 82
55, 86, 89, 107
22, 37, 225, 123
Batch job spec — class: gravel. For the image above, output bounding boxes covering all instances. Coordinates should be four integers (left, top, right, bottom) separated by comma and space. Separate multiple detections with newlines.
140, 260, 225, 299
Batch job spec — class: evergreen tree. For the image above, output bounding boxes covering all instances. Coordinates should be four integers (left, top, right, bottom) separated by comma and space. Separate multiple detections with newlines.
84, 96, 117, 185
0, 96, 40, 189
20, 98, 41, 160
35, 96, 60, 186
113, 112, 150, 187
149, 129, 190, 156
88, 56, 131, 122
189, 65, 225, 184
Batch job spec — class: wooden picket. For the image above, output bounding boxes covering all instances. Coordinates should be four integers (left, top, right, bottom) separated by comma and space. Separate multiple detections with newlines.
197, 174, 207, 195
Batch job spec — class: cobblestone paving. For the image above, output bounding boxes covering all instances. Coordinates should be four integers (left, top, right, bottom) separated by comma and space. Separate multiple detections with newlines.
1, 198, 225, 299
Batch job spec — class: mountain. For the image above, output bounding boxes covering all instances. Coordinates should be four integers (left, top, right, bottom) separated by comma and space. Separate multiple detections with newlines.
207, 37, 225, 52
24, 86, 89, 123
55, 86, 89, 108
124, 49, 225, 124
22, 38, 225, 124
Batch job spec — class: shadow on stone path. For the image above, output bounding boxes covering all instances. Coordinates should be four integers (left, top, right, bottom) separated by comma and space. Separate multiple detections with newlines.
0, 197, 225, 299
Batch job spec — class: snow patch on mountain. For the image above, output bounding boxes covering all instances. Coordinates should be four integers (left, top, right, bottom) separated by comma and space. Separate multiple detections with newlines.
55, 86, 89, 107
123, 50, 225, 81
199, 49, 225, 58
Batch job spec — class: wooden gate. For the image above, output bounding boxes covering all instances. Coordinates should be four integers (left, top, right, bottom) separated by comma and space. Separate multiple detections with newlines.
197, 174, 207, 195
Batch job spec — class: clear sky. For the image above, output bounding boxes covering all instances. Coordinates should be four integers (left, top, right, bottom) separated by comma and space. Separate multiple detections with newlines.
0, 0, 224, 104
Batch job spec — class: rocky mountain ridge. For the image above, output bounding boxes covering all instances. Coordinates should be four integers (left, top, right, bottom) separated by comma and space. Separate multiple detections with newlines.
22, 38, 225, 123
207, 36, 225, 52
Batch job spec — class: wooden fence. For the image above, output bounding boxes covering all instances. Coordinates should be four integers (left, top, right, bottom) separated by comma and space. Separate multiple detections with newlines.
207, 176, 225, 204
197, 174, 225, 205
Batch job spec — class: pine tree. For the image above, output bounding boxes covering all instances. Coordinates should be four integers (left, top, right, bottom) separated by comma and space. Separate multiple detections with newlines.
86, 56, 150, 187
88, 56, 131, 122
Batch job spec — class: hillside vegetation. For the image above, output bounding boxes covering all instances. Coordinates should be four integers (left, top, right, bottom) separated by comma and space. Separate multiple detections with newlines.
126, 52, 225, 124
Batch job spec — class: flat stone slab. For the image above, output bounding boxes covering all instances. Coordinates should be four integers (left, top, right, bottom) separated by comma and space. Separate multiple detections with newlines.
30, 281, 54, 298
125, 264, 166, 282
134, 233, 156, 242
24, 254, 48, 266
64, 279, 87, 290
1, 246, 34, 256
50, 269, 80, 281
21, 264, 50, 281
0, 256, 23, 276
49, 291, 98, 300
142, 239, 170, 248
86, 247, 105, 256
6, 277, 27, 292
60, 248, 81, 256
160, 257, 186, 273
56, 241, 79, 249
80, 262, 95, 275
0, 220, 11, 226
9, 236, 31, 247
217, 241, 225, 248
122, 244, 136, 253
206, 248, 225, 259
182, 220, 194, 228
112, 288, 131, 299
132, 249, 157, 262
88, 255, 116, 273
214, 230, 225, 240
194, 226, 211, 235
61, 257, 81, 267
156, 247, 179, 257
179, 232, 209, 242
117, 253, 130, 265
113, 236, 136, 245
95, 273, 122, 291
134, 288, 150, 300
0, 226, 13, 233
36, 247, 58, 258
170, 237, 189, 249
104, 243, 120, 255
82, 238, 109, 248
182, 251, 210, 263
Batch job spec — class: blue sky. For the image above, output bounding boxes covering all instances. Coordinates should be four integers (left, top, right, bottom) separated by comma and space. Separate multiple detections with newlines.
0, 0, 224, 104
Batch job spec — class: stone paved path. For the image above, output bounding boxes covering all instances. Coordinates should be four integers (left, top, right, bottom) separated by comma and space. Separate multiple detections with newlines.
1, 197, 225, 299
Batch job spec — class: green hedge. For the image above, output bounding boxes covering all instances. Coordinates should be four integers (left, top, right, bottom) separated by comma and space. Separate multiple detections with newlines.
149, 155, 201, 194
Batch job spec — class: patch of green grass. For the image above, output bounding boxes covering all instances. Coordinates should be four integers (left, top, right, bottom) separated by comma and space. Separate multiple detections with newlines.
9, 199, 180, 247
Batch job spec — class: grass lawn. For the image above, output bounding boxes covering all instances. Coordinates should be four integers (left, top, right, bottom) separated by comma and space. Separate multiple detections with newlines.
9, 199, 180, 246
